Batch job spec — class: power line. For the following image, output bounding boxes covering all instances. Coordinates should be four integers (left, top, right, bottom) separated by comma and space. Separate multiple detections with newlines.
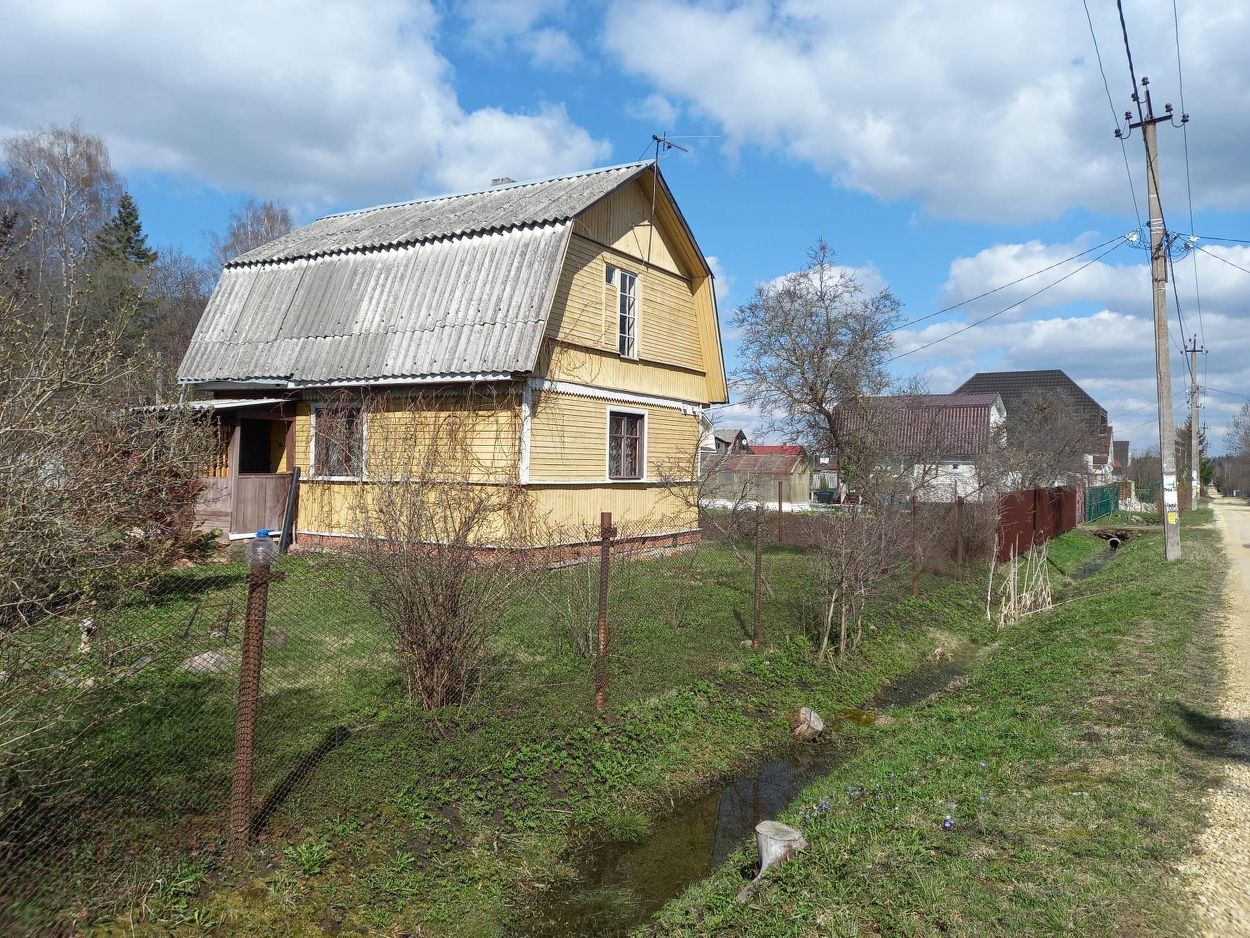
1205, 386, 1250, 401
1195, 245, 1250, 276
1187, 233, 1250, 245
1172, 0, 1206, 351
1164, 248, 1194, 372
888, 236, 1125, 334
1084, 0, 1142, 228
885, 239, 1126, 363
1116, 0, 1146, 124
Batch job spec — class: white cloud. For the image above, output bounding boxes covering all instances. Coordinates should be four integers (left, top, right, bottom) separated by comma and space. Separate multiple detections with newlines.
706, 254, 734, 302
459, 0, 581, 68
627, 93, 681, 128
603, 0, 1250, 222
895, 237, 1250, 450
0, 0, 607, 209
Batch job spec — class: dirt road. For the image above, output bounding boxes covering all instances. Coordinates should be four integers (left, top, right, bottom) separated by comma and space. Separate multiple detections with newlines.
1185, 496, 1250, 935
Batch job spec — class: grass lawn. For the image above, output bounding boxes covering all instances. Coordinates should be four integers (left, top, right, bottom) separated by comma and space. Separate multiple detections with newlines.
0, 528, 1022, 936
646, 518, 1225, 935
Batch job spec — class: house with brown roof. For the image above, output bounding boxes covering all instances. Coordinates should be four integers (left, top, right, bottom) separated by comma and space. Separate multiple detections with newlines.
954, 369, 1114, 478
831, 392, 1007, 501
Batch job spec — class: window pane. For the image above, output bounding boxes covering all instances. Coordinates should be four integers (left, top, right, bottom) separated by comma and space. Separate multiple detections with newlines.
316, 406, 363, 476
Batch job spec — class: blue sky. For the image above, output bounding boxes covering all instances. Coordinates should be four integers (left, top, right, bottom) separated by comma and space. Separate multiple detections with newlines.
4, 0, 1249, 450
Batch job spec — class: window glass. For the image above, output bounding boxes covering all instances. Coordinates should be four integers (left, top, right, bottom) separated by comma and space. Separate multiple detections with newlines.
608, 411, 643, 480
314, 404, 364, 477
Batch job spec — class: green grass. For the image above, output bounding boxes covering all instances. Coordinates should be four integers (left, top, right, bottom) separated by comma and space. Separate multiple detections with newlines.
646, 521, 1224, 936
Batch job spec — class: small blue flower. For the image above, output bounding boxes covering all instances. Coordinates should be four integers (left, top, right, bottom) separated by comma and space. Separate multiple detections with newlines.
942, 815, 954, 831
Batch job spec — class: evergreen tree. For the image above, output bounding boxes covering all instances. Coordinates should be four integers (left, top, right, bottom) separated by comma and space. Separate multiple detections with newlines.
94, 193, 157, 265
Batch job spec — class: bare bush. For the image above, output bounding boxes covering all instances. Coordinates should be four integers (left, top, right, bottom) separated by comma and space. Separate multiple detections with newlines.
343, 387, 549, 709
811, 503, 911, 660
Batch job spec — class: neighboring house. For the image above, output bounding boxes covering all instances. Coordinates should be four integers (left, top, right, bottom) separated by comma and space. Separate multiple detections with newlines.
711, 427, 748, 454
704, 451, 813, 509
1113, 440, 1131, 476
832, 393, 1007, 501
178, 161, 728, 546
954, 369, 1113, 477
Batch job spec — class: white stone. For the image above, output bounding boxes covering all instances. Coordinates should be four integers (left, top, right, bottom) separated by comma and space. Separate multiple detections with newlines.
181, 650, 235, 674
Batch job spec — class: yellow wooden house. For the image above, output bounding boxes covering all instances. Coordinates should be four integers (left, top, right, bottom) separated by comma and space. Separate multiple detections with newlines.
178, 162, 728, 547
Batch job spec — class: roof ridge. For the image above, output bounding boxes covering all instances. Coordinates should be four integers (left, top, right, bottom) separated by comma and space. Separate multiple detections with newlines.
319, 160, 653, 222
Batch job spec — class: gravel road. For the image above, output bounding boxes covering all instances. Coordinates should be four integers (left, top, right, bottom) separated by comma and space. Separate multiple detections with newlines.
1183, 496, 1250, 935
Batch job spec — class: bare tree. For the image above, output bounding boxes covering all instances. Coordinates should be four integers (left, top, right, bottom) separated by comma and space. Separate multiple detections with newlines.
734, 239, 900, 450
1222, 404, 1250, 495
209, 198, 293, 269
342, 387, 548, 710
1000, 389, 1092, 489
0, 122, 121, 311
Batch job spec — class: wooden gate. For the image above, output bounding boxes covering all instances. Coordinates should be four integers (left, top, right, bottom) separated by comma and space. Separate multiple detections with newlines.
231, 473, 293, 535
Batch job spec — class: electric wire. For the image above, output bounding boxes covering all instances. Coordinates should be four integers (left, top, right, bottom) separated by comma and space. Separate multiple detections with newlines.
1195, 245, 1250, 276
1172, 0, 1206, 352
888, 236, 1124, 334
1084, 0, 1143, 228
885, 240, 1126, 364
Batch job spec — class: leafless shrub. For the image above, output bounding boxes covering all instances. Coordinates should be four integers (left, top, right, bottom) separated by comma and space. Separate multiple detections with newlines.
811, 502, 911, 660
343, 387, 549, 710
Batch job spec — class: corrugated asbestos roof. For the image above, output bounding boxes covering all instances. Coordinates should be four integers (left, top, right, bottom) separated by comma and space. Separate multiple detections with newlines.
179, 162, 656, 386
230, 162, 651, 265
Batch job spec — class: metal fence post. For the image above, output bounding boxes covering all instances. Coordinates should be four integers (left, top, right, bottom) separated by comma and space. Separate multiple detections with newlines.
776, 480, 784, 543
229, 532, 284, 853
911, 494, 920, 597
955, 496, 965, 580
594, 511, 614, 712
753, 505, 764, 647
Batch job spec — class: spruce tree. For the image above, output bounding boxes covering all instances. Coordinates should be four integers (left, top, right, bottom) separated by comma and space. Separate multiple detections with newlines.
94, 193, 157, 265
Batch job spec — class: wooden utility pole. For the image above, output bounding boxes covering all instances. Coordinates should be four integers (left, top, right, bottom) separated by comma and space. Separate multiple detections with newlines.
1127, 77, 1181, 560
1186, 335, 1202, 509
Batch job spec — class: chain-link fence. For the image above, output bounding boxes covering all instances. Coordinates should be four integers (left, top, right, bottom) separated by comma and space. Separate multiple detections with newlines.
1, 514, 838, 934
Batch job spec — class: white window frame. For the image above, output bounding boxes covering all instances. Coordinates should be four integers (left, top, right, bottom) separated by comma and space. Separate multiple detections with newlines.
605, 262, 640, 360
309, 401, 367, 480
605, 407, 647, 482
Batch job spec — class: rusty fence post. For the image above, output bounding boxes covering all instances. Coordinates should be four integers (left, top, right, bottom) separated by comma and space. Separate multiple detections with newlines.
229, 531, 285, 853
955, 496, 966, 580
910, 494, 920, 597
776, 480, 784, 543
753, 504, 764, 647
594, 511, 615, 712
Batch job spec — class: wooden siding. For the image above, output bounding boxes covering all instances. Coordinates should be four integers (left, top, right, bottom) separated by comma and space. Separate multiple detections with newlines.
528, 388, 700, 483
546, 233, 704, 376
528, 484, 697, 536
534, 341, 709, 407
572, 177, 687, 277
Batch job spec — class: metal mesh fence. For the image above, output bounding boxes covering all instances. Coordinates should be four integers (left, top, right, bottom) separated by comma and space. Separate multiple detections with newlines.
0, 494, 1027, 933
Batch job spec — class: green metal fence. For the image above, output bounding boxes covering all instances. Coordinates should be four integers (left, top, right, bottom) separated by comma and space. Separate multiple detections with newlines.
1084, 483, 1120, 522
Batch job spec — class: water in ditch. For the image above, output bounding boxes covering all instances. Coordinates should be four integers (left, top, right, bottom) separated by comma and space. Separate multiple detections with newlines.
519, 647, 977, 936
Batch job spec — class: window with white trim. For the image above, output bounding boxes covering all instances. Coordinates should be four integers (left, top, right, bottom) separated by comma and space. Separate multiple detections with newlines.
313, 404, 364, 477
608, 411, 644, 480
606, 263, 638, 358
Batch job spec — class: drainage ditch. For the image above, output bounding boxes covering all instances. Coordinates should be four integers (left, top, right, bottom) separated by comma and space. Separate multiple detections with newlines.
519, 646, 978, 936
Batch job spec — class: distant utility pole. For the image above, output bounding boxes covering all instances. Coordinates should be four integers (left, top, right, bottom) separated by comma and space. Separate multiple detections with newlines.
1186, 334, 1202, 509
1123, 77, 1183, 561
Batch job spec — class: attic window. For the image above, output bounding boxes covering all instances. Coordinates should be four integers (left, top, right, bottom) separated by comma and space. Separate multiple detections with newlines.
606, 264, 639, 359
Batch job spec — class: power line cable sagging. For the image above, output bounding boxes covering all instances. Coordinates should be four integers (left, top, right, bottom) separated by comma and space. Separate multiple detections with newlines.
887, 239, 1127, 364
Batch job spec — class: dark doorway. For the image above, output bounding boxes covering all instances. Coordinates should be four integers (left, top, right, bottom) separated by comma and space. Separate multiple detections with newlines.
238, 419, 275, 473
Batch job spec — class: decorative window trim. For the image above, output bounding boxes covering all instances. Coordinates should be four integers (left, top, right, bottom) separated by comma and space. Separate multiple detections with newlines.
606, 407, 647, 482
309, 401, 367, 480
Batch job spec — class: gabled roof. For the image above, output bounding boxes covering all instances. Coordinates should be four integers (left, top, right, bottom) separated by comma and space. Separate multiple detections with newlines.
750, 444, 806, 457
178, 163, 671, 387
714, 428, 747, 445
834, 393, 1004, 457
1113, 440, 1131, 464
954, 370, 1107, 429
712, 452, 804, 475
230, 162, 652, 265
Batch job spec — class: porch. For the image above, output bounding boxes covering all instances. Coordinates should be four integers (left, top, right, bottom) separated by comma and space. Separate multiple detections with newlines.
196, 398, 298, 539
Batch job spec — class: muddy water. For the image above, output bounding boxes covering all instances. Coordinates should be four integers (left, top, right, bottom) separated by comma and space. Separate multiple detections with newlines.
519, 649, 977, 936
